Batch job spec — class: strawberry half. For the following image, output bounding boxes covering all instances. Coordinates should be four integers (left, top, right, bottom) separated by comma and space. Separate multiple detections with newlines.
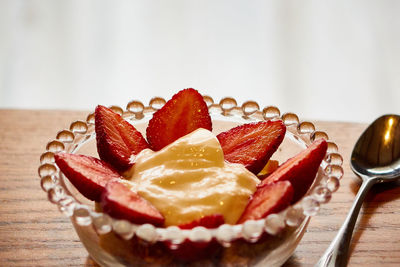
95, 105, 149, 172
260, 138, 328, 203
178, 214, 225, 230
101, 179, 164, 226
166, 214, 225, 261
237, 181, 293, 224
146, 88, 212, 151
55, 153, 121, 202
217, 120, 286, 174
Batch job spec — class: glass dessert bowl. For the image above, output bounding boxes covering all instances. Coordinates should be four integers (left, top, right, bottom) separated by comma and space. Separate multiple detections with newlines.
38, 96, 344, 266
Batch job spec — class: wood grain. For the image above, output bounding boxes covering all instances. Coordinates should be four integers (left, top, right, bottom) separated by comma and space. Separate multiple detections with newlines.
1, 109, 400, 266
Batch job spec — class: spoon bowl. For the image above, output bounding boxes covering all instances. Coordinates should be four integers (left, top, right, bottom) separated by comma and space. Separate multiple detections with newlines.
316, 114, 400, 267
351, 115, 400, 180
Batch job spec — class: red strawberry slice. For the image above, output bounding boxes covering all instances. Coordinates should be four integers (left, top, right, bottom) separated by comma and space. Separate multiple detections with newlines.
178, 214, 225, 229
55, 153, 121, 202
260, 138, 328, 203
166, 214, 225, 261
237, 181, 293, 224
95, 105, 149, 172
101, 179, 164, 226
146, 88, 212, 151
217, 120, 286, 174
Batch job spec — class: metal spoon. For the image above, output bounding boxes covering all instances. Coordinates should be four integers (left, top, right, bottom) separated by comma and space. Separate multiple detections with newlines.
316, 114, 400, 267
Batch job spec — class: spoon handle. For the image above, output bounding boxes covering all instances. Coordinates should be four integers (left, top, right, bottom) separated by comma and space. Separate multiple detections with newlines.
315, 178, 377, 267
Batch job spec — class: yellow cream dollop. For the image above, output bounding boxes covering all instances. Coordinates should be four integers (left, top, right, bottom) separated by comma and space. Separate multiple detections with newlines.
124, 128, 259, 226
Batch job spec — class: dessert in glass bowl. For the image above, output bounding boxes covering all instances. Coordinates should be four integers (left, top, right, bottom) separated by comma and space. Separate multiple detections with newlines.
38, 89, 344, 266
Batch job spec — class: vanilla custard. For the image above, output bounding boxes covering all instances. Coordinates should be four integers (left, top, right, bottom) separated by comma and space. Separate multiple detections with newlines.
123, 128, 259, 226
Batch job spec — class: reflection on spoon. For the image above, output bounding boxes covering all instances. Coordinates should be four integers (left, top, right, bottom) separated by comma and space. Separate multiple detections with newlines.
352, 115, 400, 176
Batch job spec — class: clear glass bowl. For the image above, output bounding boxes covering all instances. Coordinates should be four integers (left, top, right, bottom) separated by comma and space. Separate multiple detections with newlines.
38, 96, 344, 266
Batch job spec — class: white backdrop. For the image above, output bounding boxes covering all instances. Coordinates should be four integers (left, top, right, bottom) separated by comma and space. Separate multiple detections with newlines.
0, 0, 399, 122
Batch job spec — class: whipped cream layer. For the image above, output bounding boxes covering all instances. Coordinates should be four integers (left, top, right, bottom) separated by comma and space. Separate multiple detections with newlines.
124, 128, 259, 226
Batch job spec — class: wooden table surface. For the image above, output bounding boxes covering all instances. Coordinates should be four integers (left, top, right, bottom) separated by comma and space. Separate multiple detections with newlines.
1, 109, 400, 267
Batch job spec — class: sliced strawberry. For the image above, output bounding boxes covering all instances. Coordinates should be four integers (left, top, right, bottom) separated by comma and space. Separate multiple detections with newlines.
95, 105, 149, 172
101, 179, 164, 226
260, 138, 328, 203
146, 88, 212, 151
178, 214, 225, 230
237, 181, 293, 224
166, 214, 225, 261
217, 120, 286, 174
55, 153, 121, 202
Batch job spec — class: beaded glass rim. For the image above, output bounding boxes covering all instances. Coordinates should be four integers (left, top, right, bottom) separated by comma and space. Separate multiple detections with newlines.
38, 96, 344, 246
